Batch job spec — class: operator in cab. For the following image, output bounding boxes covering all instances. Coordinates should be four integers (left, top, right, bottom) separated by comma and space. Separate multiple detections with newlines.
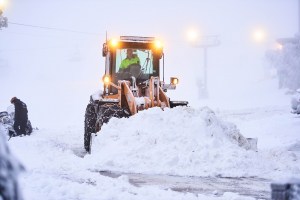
120, 48, 140, 70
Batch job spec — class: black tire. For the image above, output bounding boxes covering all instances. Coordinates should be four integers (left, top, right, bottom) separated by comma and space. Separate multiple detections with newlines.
98, 103, 130, 125
84, 103, 97, 153
84, 103, 130, 153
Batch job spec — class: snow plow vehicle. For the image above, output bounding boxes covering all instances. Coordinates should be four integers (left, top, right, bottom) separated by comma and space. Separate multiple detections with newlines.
84, 36, 188, 153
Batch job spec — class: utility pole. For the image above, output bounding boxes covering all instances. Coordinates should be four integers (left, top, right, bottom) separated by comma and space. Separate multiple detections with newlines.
191, 35, 220, 98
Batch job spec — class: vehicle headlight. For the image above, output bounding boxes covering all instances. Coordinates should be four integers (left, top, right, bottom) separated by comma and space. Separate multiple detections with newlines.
103, 75, 111, 85
171, 77, 179, 85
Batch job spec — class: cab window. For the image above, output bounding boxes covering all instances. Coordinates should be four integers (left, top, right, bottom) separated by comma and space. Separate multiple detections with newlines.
115, 48, 154, 74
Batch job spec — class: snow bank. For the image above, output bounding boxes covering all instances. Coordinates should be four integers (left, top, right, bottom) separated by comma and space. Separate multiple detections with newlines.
86, 106, 300, 179
5, 127, 254, 200
3, 106, 299, 199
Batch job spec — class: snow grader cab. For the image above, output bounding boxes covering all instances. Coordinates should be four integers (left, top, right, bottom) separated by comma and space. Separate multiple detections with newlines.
84, 36, 188, 153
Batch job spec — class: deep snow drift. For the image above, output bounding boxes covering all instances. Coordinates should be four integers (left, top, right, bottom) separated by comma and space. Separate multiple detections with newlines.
86, 106, 300, 179
1, 103, 299, 200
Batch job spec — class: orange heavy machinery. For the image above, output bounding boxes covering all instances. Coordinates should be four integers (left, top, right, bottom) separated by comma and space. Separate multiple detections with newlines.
84, 36, 188, 153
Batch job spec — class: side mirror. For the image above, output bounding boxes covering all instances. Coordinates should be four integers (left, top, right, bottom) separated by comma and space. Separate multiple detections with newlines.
102, 43, 108, 57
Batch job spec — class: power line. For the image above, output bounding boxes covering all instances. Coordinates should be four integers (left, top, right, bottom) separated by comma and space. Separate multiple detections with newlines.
8, 21, 100, 36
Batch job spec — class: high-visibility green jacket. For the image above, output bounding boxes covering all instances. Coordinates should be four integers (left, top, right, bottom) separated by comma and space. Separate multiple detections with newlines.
120, 56, 140, 69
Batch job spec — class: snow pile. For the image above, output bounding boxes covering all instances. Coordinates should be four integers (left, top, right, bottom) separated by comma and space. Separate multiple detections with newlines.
86, 106, 300, 178
2, 106, 299, 199
4, 127, 254, 200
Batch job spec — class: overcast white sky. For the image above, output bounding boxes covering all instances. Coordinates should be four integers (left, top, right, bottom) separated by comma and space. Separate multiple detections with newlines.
0, 0, 298, 127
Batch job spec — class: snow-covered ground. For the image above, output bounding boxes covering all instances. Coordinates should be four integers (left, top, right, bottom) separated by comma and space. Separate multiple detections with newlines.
1, 98, 299, 199
1, 1, 299, 199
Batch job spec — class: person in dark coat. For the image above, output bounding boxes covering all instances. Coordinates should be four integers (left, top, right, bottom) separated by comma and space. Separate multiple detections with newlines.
10, 97, 28, 136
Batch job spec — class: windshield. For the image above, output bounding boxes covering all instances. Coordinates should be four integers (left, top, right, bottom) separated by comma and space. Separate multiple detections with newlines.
108, 46, 160, 94
116, 48, 153, 74
113, 48, 155, 82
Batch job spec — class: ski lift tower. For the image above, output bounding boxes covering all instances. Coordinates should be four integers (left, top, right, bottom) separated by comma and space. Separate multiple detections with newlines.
188, 32, 220, 98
